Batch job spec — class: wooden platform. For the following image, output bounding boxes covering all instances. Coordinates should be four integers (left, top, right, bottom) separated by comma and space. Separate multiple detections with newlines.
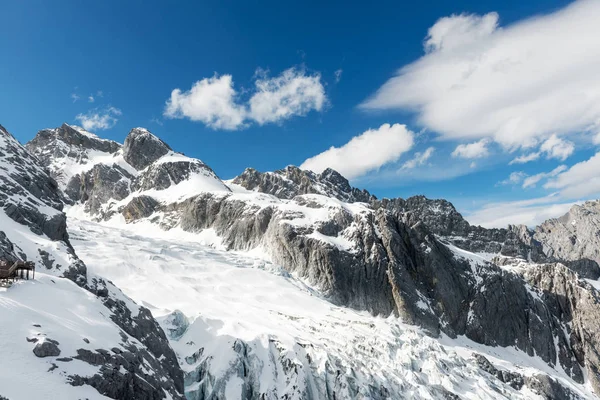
0, 260, 35, 282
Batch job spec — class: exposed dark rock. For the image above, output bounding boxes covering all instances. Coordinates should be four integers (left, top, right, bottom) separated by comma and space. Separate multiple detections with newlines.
535, 201, 600, 279
525, 374, 582, 400
123, 127, 171, 170
474, 354, 584, 399
473, 353, 524, 390
33, 340, 61, 357
121, 196, 160, 223
68, 164, 134, 216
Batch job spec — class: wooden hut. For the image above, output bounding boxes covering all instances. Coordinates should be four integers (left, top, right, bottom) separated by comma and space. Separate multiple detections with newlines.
0, 260, 35, 282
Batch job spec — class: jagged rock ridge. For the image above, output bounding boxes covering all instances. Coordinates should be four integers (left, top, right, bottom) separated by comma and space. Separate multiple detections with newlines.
232, 165, 375, 203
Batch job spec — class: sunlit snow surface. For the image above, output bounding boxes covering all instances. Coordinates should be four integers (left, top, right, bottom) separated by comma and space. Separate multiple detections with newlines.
68, 217, 593, 399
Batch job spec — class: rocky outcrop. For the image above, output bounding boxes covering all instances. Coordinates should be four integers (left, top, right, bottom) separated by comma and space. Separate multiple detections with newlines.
0, 125, 68, 244
27, 123, 120, 163
33, 339, 61, 357
473, 354, 583, 400
133, 157, 228, 192
25, 123, 121, 186
123, 128, 171, 170
376, 196, 548, 261
122, 195, 160, 222
519, 262, 600, 393
67, 163, 134, 216
535, 201, 600, 279
232, 165, 374, 203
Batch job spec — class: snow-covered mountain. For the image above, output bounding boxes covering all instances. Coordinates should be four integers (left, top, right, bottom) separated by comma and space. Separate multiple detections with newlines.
0, 124, 184, 399
1, 121, 599, 399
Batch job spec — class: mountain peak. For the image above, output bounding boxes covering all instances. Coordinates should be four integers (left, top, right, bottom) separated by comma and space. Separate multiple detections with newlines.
123, 127, 172, 170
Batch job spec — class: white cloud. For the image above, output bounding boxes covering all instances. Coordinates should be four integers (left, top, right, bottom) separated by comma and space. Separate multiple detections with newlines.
545, 152, 600, 198
75, 106, 122, 131
164, 67, 326, 130
539, 134, 574, 161
96, 90, 103, 97
334, 69, 343, 83
361, 1, 600, 149
401, 147, 435, 169
498, 171, 527, 185
471, 151, 600, 228
522, 165, 566, 189
508, 134, 575, 165
509, 134, 574, 164
424, 12, 499, 53
300, 123, 414, 179
164, 75, 246, 130
451, 139, 489, 159
71, 93, 80, 103
465, 195, 577, 228
249, 68, 326, 125
594, 132, 600, 145
88, 95, 95, 103
509, 152, 540, 165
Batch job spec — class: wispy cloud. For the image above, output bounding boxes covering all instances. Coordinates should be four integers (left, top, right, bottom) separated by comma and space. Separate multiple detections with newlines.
164, 67, 326, 130
75, 106, 122, 131
522, 165, 567, 189
334, 69, 343, 83
401, 147, 435, 169
465, 194, 578, 228
71, 93, 80, 103
498, 171, 527, 186
509, 152, 540, 165
361, 1, 600, 151
150, 116, 164, 126
545, 151, 600, 198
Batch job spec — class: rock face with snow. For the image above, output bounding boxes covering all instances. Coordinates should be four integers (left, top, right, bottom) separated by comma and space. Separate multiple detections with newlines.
534, 200, 600, 279
232, 165, 374, 203
0, 124, 184, 399
24, 123, 600, 399
26, 123, 121, 187
123, 127, 172, 170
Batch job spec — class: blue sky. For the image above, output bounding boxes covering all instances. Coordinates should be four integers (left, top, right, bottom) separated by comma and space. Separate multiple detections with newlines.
2, 0, 599, 227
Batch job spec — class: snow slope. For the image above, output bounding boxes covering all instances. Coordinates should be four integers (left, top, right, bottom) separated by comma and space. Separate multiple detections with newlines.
68, 217, 595, 399
0, 274, 118, 400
